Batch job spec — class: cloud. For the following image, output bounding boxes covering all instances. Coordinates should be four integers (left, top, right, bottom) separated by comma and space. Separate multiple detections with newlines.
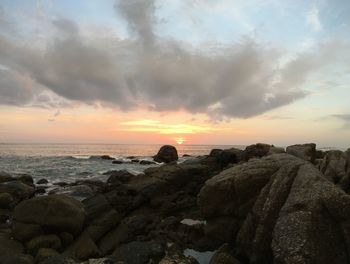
0, 1, 347, 120
306, 6, 322, 32
334, 114, 350, 121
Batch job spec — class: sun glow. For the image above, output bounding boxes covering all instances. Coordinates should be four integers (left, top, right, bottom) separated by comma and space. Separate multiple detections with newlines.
175, 137, 186, 145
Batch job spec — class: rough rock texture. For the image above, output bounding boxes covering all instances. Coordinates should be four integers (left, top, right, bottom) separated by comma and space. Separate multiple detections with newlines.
319, 150, 350, 192
154, 145, 179, 163
286, 143, 316, 163
14, 194, 86, 235
242, 143, 275, 161
210, 244, 241, 264
234, 154, 350, 264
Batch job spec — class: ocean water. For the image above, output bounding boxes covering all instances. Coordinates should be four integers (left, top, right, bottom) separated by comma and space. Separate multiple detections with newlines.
0, 144, 240, 184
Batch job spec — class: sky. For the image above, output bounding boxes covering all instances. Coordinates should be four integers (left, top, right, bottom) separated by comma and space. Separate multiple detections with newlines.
0, 0, 349, 147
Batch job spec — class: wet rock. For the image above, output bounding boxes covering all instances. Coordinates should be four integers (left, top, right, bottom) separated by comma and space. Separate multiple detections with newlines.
209, 149, 223, 157
14, 194, 86, 236
154, 145, 179, 163
105, 170, 134, 184
39, 255, 78, 264
26, 234, 62, 255
140, 160, 157, 165
12, 221, 43, 242
286, 143, 316, 163
210, 244, 241, 264
112, 160, 124, 164
111, 240, 165, 264
37, 179, 49, 185
35, 248, 59, 263
0, 255, 34, 264
100, 155, 115, 160
49, 185, 94, 201
16, 174, 34, 186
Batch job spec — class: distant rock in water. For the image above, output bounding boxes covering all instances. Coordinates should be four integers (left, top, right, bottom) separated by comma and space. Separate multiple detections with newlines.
153, 145, 178, 163
100, 155, 115, 160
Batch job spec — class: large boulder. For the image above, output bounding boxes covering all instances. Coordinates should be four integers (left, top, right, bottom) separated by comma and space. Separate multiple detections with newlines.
319, 150, 350, 192
242, 143, 275, 161
286, 143, 316, 163
154, 145, 178, 163
233, 154, 350, 264
0, 231, 34, 264
209, 148, 243, 166
0, 181, 35, 201
13, 194, 86, 236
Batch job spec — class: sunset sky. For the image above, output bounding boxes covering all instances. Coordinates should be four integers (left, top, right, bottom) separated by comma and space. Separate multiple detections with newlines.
0, 0, 349, 147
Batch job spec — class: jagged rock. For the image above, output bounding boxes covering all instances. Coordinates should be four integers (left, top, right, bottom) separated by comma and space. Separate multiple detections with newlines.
154, 145, 179, 163
14, 194, 86, 236
26, 234, 62, 255
12, 221, 43, 242
286, 143, 316, 163
35, 248, 59, 263
111, 240, 165, 264
210, 244, 241, 264
319, 150, 350, 191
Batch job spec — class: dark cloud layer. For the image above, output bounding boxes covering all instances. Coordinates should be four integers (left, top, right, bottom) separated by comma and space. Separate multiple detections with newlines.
0, 1, 346, 119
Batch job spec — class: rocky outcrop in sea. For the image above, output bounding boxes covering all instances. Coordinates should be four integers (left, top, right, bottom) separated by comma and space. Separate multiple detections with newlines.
0, 143, 349, 264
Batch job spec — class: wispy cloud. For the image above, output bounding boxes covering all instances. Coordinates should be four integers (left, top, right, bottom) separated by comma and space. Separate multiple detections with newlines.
306, 6, 322, 32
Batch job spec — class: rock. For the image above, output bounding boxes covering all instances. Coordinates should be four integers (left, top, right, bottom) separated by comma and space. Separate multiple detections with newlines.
209, 149, 223, 157
105, 170, 134, 184
111, 240, 165, 264
39, 255, 78, 264
26, 234, 62, 255
82, 194, 111, 221
49, 185, 94, 201
232, 154, 350, 264
16, 174, 34, 186
198, 157, 279, 219
59, 232, 74, 247
35, 248, 59, 263
210, 244, 241, 264
112, 160, 124, 164
0, 192, 14, 209
0, 255, 34, 264
183, 154, 191, 157
204, 217, 241, 246
98, 221, 130, 255
86, 209, 121, 241
242, 143, 273, 160
65, 232, 100, 260
100, 155, 115, 160
140, 160, 157, 165
0, 231, 25, 256
144, 163, 209, 192
319, 150, 350, 191
12, 221, 43, 242
159, 250, 198, 264
0, 171, 14, 183
154, 145, 179, 163
286, 143, 316, 163
14, 194, 86, 235
0, 180, 35, 201
37, 179, 49, 185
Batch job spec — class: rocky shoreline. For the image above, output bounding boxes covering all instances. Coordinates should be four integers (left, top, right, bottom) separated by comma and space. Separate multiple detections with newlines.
0, 143, 350, 264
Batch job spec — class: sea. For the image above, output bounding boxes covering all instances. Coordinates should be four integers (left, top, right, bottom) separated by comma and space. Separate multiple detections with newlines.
0, 144, 241, 184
